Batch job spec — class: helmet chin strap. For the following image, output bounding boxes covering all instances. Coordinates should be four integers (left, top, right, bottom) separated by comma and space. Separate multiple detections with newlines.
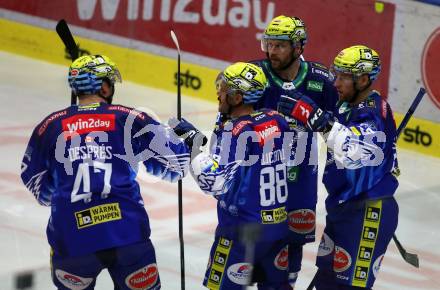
106, 84, 115, 104
98, 79, 115, 104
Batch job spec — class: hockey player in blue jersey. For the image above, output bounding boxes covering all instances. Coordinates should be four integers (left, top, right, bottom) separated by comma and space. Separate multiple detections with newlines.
253, 15, 339, 287
277, 45, 399, 289
172, 62, 292, 289
20, 55, 197, 290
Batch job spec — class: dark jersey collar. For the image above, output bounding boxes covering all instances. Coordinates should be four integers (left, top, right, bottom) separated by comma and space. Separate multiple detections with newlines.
262, 59, 308, 89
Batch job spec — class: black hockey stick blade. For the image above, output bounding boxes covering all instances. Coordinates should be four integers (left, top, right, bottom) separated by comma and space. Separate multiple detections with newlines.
56, 19, 79, 61
306, 271, 317, 290
393, 234, 419, 267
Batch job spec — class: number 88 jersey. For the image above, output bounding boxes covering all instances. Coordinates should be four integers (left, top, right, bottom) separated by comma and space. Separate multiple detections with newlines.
191, 109, 292, 242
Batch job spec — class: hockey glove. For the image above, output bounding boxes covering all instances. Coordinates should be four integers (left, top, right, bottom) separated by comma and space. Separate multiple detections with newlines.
277, 92, 332, 132
168, 117, 208, 151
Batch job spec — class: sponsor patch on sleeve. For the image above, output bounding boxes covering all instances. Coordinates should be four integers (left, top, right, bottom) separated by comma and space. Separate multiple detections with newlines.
367, 99, 376, 108
232, 120, 252, 136
108, 105, 146, 120
311, 67, 330, 79
38, 110, 67, 136
381, 100, 388, 119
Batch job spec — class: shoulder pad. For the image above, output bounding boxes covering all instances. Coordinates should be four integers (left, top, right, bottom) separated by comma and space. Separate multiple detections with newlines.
365, 98, 376, 108
353, 104, 380, 124
380, 99, 389, 119
355, 101, 376, 113
232, 120, 253, 136
357, 91, 389, 119
310, 62, 329, 70
249, 59, 265, 68
369, 91, 389, 119
266, 110, 281, 117
37, 109, 68, 136
108, 104, 149, 121
309, 62, 331, 80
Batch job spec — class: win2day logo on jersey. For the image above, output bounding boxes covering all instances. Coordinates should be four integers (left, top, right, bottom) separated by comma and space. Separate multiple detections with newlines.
62, 114, 116, 139
254, 120, 280, 146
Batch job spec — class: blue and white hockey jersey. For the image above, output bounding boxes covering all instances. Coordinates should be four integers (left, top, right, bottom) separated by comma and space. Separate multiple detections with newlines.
323, 91, 399, 209
21, 102, 190, 257
191, 109, 293, 242
253, 59, 339, 243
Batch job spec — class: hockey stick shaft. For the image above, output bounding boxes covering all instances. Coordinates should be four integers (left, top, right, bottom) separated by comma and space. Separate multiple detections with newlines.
56, 19, 79, 105
307, 88, 425, 289
396, 87, 425, 137
171, 30, 185, 290
391, 87, 425, 268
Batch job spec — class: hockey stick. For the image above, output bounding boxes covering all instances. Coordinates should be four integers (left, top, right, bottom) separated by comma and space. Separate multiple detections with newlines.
56, 19, 79, 105
306, 88, 425, 290
396, 87, 425, 138
170, 30, 186, 290
390, 87, 425, 269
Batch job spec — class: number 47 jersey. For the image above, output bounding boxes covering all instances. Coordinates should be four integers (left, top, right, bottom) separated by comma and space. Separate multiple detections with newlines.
20, 102, 190, 257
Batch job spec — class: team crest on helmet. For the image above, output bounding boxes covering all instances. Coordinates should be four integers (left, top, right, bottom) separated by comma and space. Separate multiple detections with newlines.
220, 62, 268, 104
333, 45, 381, 81
68, 55, 122, 95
